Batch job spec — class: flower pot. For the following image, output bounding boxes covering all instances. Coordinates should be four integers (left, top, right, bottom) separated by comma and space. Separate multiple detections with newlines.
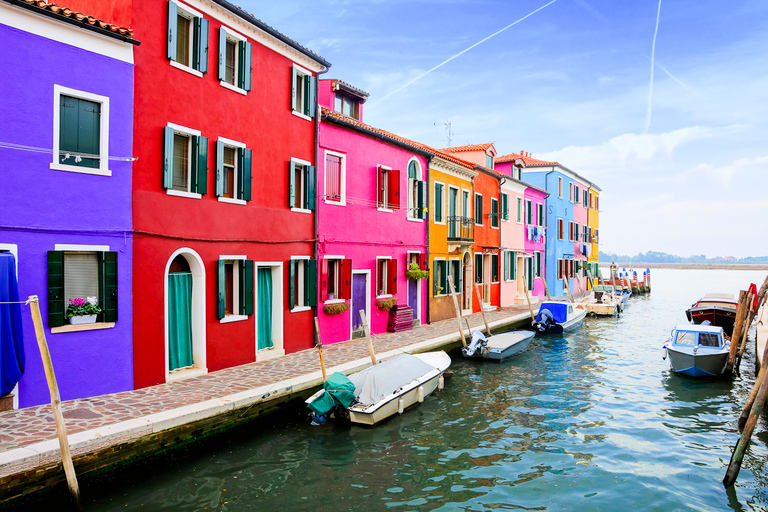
69, 314, 97, 325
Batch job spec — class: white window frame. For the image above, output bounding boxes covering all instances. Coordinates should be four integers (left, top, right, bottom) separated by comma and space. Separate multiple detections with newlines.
254, 261, 285, 361
433, 257, 447, 296
165, 122, 202, 200
500, 193, 509, 223
323, 255, 345, 304
525, 199, 533, 225
291, 63, 313, 121
538, 203, 544, 227
406, 157, 423, 222
462, 189, 471, 218
291, 156, 313, 213
474, 192, 483, 226
376, 256, 392, 298
569, 182, 573, 203
516, 197, 523, 224
290, 255, 311, 313
323, 150, 346, 206
169, 0, 204, 78
376, 164, 394, 213
558, 218, 564, 240
217, 136, 246, 205
433, 181, 446, 225
51, 85, 111, 177
219, 26, 247, 95
219, 254, 247, 323
504, 250, 515, 282
558, 177, 563, 199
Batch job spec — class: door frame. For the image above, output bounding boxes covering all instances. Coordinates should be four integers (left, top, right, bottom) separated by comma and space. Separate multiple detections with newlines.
254, 262, 284, 362
406, 251, 421, 323
350, 269, 371, 336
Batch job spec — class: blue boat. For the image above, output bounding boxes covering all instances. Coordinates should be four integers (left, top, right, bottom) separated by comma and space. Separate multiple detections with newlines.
533, 301, 586, 334
663, 325, 730, 377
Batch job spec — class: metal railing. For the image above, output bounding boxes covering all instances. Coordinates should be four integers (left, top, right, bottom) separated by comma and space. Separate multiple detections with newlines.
447, 216, 474, 242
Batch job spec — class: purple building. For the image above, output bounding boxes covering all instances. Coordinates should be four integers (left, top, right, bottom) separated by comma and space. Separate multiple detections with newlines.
0, 0, 137, 408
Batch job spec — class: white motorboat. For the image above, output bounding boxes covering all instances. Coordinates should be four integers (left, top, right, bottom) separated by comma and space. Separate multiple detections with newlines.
462, 330, 535, 361
663, 324, 730, 377
533, 301, 586, 334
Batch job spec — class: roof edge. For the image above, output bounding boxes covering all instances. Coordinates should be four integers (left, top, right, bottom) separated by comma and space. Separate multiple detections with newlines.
321, 112, 432, 158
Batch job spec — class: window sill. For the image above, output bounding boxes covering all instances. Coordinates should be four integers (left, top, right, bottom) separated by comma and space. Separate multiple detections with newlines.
291, 110, 312, 122
167, 366, 208, 382
377, 207, 394, 213
50, 162, 111, 177
291, 306, 312, 313
323, 199, 345, 206
406, 217, 424, 223
491, 226, 499, 230
291, 207, 312, 214
324, 298, 345, 304
220, 314, 248, 324
167, 190, 202, 199
51, 322, 115, 334
376, 294, 393, 299
218, 197, 247, 206
220, 81, 248, 96
434, 220, 446, 225
170, 60, 203, 78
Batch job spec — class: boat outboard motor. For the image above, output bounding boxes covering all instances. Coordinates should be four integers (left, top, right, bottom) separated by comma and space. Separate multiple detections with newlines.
536, 308, 555, 332
462, 330, 488, 357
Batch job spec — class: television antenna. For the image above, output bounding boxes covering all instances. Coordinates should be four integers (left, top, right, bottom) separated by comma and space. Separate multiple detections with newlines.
434, 119, 454, 147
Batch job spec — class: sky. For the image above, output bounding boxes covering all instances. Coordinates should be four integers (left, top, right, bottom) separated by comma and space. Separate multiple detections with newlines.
244, 0, 768, 258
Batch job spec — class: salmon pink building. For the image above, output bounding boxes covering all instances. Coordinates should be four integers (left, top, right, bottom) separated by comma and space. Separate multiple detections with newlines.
317, 80, 430, 343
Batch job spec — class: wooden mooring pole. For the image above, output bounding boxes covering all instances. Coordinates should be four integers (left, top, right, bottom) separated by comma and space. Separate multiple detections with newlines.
313, 317, 327, 382
473, 282, 492, 337
447, 276, 467, 347
359, 310, 377, 366
563, 276, 575, 304
737, 278, 768, 371
726, 290, 749, 374
28, 296, 82, 511
737, 279, 768, 428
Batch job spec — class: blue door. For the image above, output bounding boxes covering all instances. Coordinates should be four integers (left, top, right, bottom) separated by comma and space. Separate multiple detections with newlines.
408, 278, 418, 320
351, 273, 367, 333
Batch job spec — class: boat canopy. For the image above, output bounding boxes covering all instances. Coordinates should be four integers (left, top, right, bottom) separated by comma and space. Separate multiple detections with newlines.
348, 354, 435, 406
702, 293, 735, 301
306, 372, 357, 416
536, 302, 568, 323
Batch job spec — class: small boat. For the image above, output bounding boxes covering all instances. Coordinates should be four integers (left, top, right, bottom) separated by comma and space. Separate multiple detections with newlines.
533, 301, 587, 333
685, 293, 738, 335
306, 351, 450, 426
584, 284, 623, 316
663, 324, 730, 377
462, 329, 535, 361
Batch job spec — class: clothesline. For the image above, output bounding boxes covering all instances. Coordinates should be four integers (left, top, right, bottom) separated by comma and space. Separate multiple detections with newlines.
0, 300, 30, 305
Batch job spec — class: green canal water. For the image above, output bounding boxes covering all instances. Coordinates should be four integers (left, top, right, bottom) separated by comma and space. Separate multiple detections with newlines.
62, 270, 768, 509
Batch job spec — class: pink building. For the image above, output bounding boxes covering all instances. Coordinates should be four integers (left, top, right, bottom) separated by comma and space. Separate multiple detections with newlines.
524, 186, 549, 298
573, 177, 589, 292
317, 80, 429, 343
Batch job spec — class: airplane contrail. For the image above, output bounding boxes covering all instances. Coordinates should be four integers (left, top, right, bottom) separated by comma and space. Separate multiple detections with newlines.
644, 0, 663, 134
370, 0, 559, 106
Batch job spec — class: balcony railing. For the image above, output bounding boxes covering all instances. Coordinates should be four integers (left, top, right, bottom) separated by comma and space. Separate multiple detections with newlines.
447, 216, 474, 243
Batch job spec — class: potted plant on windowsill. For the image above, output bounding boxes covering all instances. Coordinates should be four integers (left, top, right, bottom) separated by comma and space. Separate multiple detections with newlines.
67, 297, 101, 325
405, 262, 429, 280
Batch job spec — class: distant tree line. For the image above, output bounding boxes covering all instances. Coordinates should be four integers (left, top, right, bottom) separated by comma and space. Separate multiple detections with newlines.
598, 251, 768, 264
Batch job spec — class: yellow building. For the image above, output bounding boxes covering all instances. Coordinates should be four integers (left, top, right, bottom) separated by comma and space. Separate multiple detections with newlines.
587, 186, 601, 281
428, 151, 478, 322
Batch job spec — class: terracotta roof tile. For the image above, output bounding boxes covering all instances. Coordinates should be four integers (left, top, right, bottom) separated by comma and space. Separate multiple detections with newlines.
439, 143, 495, 153
495, 152, 558, 167
18, 0, 134, 38
474, 165, 548, 195
321, 107, 475, 170
329, 79, 369, 98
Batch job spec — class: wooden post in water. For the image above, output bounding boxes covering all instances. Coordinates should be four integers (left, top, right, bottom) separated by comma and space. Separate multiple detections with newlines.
726, 290, 749, 374
359, 310, 377, 366
473, 282, 491, 336
541, 273, 552, 300
563, 275, 575, 303
447, 276, 467, 347
737, 278, 768, 428
314, 317, 327, 382
724, 364, 768, 487
585, 268, 595, 291
737, 278, 768, 371
28, 296, 82, 511
523, 284, 536, 324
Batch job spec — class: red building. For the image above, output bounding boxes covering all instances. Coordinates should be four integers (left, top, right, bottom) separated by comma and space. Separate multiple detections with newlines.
68, 0, 330, 387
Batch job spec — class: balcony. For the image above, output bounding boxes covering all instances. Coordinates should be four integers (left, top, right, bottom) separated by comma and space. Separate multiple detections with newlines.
447, 216, 474, 244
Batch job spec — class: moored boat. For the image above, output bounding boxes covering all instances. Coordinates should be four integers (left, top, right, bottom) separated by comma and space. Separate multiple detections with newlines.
533, 301, 586, 333
584, 284, 623, 316
663, 324, 730, 377
462, 329, 535, 361
685, 293, 738, 336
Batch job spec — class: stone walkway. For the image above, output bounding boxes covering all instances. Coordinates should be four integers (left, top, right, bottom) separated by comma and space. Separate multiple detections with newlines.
0, 305, 531, 455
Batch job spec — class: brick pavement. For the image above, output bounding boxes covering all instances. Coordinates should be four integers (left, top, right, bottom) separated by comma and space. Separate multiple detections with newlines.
0, 305, 531, 455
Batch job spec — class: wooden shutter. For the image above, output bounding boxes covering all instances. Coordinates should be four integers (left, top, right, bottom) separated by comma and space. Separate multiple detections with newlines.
238, 259, 254, 315
558, 260, 563, 280
511, 251, 516, 280
433, 260, 439, 295
239, 41, 252, 91
536, 252, 542, 277
193, 17, 208, 73
288, 259, 295, 309
242, 148, 252, 201
501, 194, 508, 220
388, 169, 400, 209
475, 254, 482, 283
308, 75, 316, 118
434, 184, 442, 222
419, 253, 427, 271
100, 251, 118, 322
167, 1, 177, 61
47, 251, 65, 328
217, 259, 225, 319
191, 135, 208, 194
288, 161, 296, 208
340, 259, 352, 299
306, 259, 317, 307
306, 166, 316, 210
492, 254, 499, 282
416, 180, 425, 219
320, 258, 328, 301
377, 166, 385, 207
527, 258, 534, 290
387, 259, 397, 295
163, 126, 174, 189
217, 28, 226, 81
215, 140, 224, 196
492, 199, 498, 227
290, 65, 297, 111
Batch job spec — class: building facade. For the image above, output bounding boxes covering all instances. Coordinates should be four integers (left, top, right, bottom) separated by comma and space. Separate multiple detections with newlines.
0, 0, 136, 407
587, 187, 600, 281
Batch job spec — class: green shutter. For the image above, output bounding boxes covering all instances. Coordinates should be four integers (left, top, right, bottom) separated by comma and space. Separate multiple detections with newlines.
76, 99, 100, 169
47, 251, 65, 328
163, 126, 174, 189
240, 148, 252, 201
537, 253, 542, 276
308, 75, 316, 118
102, 251, 118, 322
288, 259, 295, 309
475, 254, 482, 283
303, 75, 311, 116
240, 259, 254, 316
193, 17, 208, 73
215, 140, 224, 196
291, 65, 297, 111
492, 254, 499, 282
192, 135, 208, 195
502, 194, 509, 220
167, 1, 177, 61
434, 184, 442, 222
527, 259, 534, 290
433, 261, 438, 296
288, 160, 296, 207
453, 260, 462, 293
511, 251, 516, 280
416, 180, 425, 219
306, 259, 317, 307
306, 166, 316, 210
492, 199, 498, 228
238, 41, 252, 91
217, 259, 225, 319
218, 27, 226, 82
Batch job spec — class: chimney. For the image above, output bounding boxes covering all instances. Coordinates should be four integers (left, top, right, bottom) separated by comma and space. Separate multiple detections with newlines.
520, 150, 524, 157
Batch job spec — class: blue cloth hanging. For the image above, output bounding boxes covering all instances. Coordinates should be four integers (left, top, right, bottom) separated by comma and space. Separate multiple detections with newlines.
0, 252, 25, 396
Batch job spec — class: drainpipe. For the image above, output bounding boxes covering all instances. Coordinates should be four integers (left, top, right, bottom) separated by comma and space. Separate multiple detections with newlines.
425, 155, 433, 325
313, 66, 330, 344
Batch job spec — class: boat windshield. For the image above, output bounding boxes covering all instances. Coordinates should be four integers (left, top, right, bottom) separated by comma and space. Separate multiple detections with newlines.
698, 333, 720, 347
675, 331, 696, 345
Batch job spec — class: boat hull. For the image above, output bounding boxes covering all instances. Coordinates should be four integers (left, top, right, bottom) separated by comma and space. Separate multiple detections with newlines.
686, 306, 736, 336
535, 308, 586, 334
463, 331, 535, 361
666, 348, 729, 377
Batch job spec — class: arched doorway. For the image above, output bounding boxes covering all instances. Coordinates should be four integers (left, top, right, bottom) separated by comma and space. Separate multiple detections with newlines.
165, 249, 207, 381
462, 251, 472, 313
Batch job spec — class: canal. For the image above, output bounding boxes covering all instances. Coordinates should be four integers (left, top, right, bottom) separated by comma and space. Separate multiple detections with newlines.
21, 269, 768, 510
